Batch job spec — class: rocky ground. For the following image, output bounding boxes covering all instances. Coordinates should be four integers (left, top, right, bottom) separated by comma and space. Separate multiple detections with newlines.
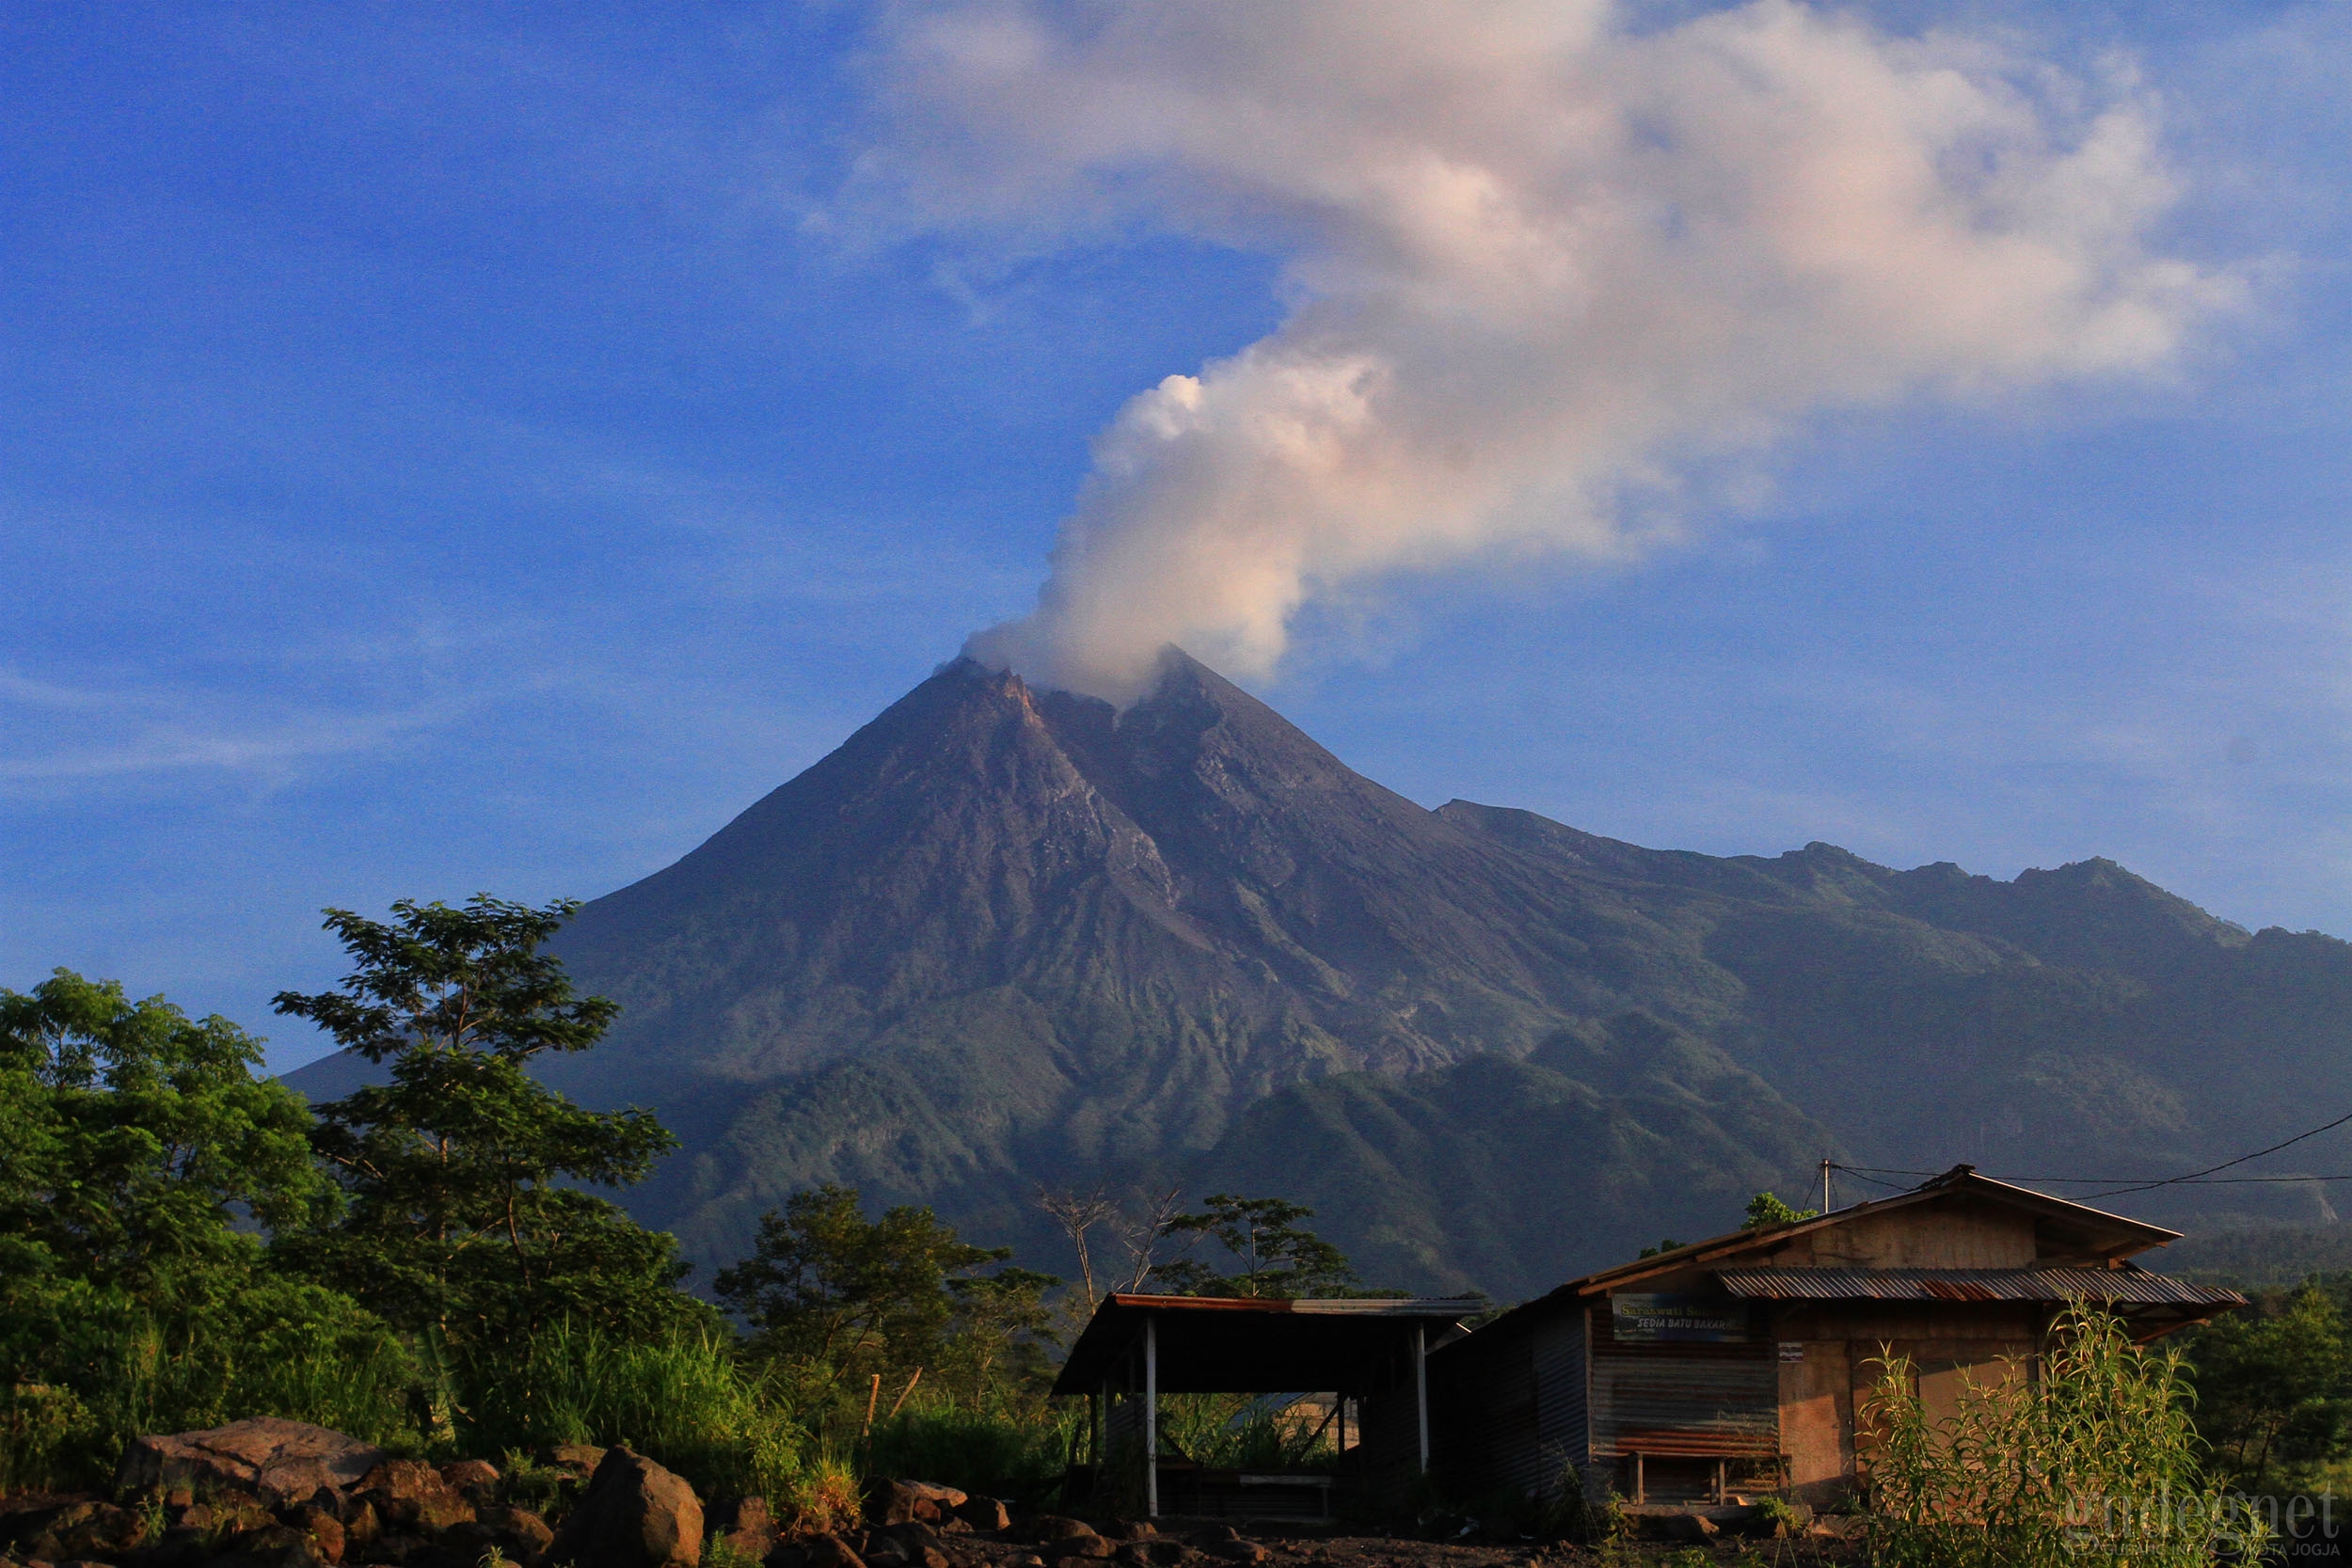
0, 1419, 1860, 1568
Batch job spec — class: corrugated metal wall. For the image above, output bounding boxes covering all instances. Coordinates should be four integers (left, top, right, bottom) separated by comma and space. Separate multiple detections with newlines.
1588, 1304, 1778, 1460
1428, 1321, 1535, 1498
1355, 1381, 1424, 1496
1531, 1309, 1589, 1497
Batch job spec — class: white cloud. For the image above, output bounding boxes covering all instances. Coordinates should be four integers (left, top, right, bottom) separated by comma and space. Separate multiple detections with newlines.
0, 667, 460, 787
864, 0, 2242, 699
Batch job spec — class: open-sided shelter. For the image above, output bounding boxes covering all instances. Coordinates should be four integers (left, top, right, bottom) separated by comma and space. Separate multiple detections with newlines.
1425, 1165, 2246, 1509
1053, 1293, 1483, 1518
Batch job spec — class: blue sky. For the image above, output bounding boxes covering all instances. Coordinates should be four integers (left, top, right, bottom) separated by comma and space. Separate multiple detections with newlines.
2, 2, 2346, 1071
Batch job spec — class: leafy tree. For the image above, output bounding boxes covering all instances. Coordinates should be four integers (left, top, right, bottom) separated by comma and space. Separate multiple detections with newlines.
1151, 1194, 1359, 1298
272, 895, 695, 1350
944, 1267, 1064, 1392
0, 972, 405, 1485
715, 1183, 1037, 1394
2181, 1283, 2352, 1489
1744, 1190, 1820, 1228
0, 969, 329, 1307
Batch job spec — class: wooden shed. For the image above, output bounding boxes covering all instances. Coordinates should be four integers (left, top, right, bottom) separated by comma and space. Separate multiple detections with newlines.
1425, 1165, 2247, 1510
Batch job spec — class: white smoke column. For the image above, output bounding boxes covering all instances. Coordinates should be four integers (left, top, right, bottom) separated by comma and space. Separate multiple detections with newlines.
868, 0, 2234, 701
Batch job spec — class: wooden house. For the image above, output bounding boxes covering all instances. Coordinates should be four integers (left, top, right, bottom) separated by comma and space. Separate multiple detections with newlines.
1425, 1165, 2247, 1509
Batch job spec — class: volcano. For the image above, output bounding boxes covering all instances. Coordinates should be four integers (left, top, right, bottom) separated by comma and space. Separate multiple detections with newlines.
291, 650, 2352, 1295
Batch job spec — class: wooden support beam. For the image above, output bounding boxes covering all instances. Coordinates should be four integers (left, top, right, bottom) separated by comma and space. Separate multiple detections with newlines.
1413, 1323, 1430, 1476
1144, 1313, 1159, 1519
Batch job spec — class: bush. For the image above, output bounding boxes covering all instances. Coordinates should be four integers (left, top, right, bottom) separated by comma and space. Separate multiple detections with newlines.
866, 1394, 1081, 1506
1, 1276, 422, 1492
1859, 1303, 2267, 1568
460, 1320, 808, 1505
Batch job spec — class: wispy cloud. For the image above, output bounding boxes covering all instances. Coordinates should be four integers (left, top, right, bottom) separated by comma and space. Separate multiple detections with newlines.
0, 663, 481, 788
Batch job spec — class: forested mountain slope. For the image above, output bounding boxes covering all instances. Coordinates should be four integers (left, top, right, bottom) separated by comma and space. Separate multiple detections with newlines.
289, 651, 2352, 1293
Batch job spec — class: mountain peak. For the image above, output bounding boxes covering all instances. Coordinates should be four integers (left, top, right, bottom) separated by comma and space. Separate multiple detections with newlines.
277, 643, 2352, 1295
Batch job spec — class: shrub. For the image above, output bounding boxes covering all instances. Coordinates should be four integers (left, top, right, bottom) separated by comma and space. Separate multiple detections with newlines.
2, 1278, 423, 1492
1859, 1302, 2266, 1568
460, 1320, 807, 1503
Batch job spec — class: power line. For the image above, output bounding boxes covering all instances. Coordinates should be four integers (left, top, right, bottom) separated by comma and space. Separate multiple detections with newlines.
1837, 1164, 2352, 1188
1822, 1107, 2352, 1196
2086, 1108, 2352, 1199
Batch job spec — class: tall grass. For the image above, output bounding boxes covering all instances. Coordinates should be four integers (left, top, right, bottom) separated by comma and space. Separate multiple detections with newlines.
866, 1392, 1081, 1505
1155, 1392, 1336, 1472
458, 1321, 812, 1508
1860, 1303, 2266, 1568
3, 1283, 426, 1494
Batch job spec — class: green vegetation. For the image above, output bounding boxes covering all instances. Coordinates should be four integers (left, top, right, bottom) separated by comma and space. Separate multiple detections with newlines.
271, 895, 701, 1352
0, 895, 1349, 1521
1151, 1195, 1360, 1297
3, 883, 2298, 1559
2176, 1275, 2352, 1492
0, 969, 417, 1488
1742, 1190, 1819, 1227
1860, 1304, 2261, 1568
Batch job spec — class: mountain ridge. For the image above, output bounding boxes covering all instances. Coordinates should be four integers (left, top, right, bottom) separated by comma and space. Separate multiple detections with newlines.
288, 650, 2352, 1297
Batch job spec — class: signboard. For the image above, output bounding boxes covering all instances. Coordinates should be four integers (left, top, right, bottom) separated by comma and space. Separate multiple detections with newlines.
1611, 1292, 1751, 1343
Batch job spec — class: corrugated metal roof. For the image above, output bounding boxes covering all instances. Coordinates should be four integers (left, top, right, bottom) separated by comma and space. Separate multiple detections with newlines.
1097, 1293, 1486, 1316
1053, 1294, 1486, 1397
1714, 1266, 2246, 1308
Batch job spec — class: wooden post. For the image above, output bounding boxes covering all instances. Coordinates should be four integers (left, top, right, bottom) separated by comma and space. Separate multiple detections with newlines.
1630, 1452, 1645, 1505
1144, 1313, 1159, 1519
1713, 1458, 1726, 1503
1413, 1323, 1430, 1476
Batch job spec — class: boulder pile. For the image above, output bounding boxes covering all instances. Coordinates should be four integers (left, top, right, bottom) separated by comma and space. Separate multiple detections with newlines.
0, 1422, 1282, 1568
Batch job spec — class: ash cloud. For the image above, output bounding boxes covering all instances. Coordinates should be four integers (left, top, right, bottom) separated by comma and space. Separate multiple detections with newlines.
869, 0, 2237, 701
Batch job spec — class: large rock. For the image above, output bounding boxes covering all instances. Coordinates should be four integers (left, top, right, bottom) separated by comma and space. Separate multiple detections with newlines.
950, 1497, 1009, 1535
861, 1481, 965, 1528
447, 1504, 557, 1567
0, 1500, 150, 1560
707, 1497, 778, 1561
547, 1447, 703, 1568
539, 1446, 611, 1481
356, 1459, 476, 1533
208, 1521, 331, 1568
115, 1418, 387, 1508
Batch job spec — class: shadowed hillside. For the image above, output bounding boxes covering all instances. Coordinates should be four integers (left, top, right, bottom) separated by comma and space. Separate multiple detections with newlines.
289, 650, 2352, 1291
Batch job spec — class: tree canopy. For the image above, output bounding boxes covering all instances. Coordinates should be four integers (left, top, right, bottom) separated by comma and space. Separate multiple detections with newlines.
1151, 1194, 1360, 1298
272, 895, 696, 1348
0, 969, 328, 1307
714, 1182, 1059, 1397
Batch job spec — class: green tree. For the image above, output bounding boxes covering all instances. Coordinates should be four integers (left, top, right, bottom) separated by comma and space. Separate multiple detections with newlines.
714, 1184, 1024, 1393
0, 971, 405, 1486
272, 895, 695, 1351
2181, 1283, 2352, 1489
1744, 1190, 1820, 1228
0, 969, 329, 1307
1151, 1194, 1359, 1298
943, 1267, 1064, 1393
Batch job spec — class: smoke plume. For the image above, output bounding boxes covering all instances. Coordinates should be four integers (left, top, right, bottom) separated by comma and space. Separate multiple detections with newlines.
870, 0, 2233, 701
